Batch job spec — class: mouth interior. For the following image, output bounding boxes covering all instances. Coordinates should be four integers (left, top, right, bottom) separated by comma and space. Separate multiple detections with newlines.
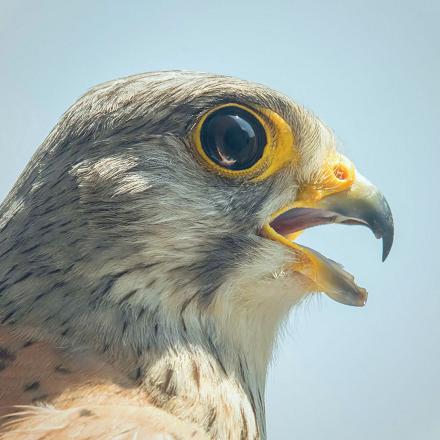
263, 207, 369, 307
269, 207, 368, 238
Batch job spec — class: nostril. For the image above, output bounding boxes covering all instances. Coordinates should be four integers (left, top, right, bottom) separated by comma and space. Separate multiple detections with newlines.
333, 164, 349, 181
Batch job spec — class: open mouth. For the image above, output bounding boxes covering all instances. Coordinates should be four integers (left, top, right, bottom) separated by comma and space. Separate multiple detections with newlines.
261, 177, 394, 307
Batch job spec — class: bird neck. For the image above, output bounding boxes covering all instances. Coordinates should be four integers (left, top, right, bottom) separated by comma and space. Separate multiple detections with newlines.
121, 279, 294, 440
94, 298, 279, 439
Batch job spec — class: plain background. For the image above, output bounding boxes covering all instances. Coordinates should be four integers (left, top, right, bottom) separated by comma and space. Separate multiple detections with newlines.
0, 1, 438, 439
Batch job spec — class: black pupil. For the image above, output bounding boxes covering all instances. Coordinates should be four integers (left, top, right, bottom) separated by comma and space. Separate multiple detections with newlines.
200, 106, 266, 170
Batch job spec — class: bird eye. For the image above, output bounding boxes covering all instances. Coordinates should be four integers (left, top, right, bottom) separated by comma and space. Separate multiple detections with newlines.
198, 106, 267, 171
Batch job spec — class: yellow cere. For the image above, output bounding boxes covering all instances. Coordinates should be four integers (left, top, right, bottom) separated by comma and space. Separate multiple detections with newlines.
295, 154, 356, 205
191, 103, 299, 181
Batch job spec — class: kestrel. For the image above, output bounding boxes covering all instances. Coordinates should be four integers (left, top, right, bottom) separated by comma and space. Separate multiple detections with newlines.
0, 71, 393, 439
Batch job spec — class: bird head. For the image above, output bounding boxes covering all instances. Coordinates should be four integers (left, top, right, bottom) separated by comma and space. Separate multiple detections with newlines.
62, 71, 392, 310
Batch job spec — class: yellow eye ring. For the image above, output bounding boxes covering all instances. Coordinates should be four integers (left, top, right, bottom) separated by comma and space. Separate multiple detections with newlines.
192, 103, 298, 181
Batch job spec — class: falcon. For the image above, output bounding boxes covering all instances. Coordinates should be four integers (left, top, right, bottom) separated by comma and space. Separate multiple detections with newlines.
0, 71, 393, 439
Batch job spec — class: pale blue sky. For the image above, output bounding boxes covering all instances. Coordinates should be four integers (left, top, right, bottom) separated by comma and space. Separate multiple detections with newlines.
0, 1, 438, 439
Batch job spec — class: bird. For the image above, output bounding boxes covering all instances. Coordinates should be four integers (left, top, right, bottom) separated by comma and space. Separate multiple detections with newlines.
0, 71, 393, 439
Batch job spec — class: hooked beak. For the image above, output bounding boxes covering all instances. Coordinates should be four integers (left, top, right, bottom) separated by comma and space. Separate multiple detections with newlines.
262, 155, 394, 307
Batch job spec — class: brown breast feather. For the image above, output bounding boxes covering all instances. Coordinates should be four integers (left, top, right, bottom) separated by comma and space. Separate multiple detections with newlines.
0, 327, 207, 439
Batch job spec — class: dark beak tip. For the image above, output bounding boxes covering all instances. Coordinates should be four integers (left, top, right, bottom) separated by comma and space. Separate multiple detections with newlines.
380, 221, 394, 262
372, 196, 394, 262
381, 197, 394, 262
381, 235, 394, 262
